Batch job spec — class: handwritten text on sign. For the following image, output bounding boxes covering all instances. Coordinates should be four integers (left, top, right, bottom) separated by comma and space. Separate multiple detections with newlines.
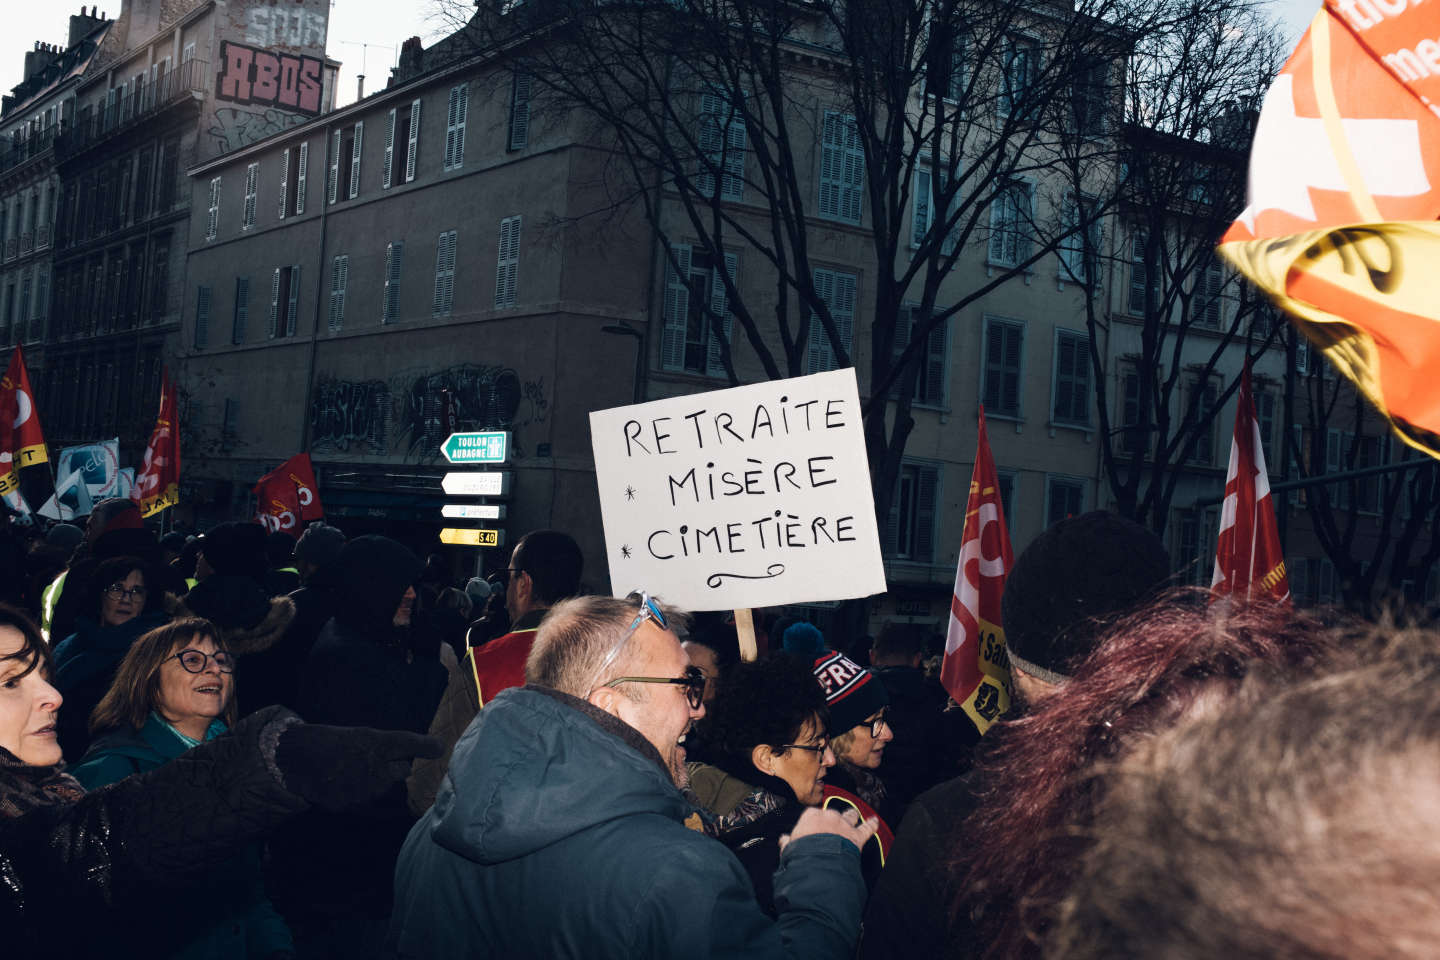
590, 369, 887, 611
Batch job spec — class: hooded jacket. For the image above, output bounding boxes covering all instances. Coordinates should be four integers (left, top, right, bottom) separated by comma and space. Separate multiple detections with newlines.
170, 577, 296, 718
390, 685, 867, 959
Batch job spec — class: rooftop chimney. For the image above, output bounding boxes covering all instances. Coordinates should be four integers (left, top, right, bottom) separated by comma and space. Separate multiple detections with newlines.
23, 42, 60, 83
357, 74, 365, 100
68, 5, 106, 49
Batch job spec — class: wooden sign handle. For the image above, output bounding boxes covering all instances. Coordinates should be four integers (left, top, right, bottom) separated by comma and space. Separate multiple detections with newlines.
735, 608, 757, 662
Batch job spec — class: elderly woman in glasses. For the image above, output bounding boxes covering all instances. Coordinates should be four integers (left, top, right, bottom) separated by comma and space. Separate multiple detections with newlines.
51, 555, 170, 760
686, 652, 843, 916
71, 617, 295, 959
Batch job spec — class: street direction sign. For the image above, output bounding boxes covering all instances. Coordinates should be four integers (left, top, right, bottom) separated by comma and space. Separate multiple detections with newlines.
442, 431, 510, 464
441, 503, 507, 520
440, 527, 505, 547
441, 472, 511, 497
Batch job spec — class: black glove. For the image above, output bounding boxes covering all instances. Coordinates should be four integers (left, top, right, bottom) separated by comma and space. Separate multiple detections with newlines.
275, 723, 442, 812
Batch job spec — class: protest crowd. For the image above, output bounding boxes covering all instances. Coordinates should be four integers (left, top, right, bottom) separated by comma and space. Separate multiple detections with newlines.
0, 491, 1433, 960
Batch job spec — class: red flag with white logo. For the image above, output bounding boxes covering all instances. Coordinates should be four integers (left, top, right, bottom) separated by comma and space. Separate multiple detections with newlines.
254, 454, 323, 531
942, 407, 1014, 734
1212, 367, 1291, 604
133, 370, 180, 518
0, 346, 48, 499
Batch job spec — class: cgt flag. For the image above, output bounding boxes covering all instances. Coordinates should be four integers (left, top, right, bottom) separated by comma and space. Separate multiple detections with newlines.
1219, 2, 1440, 456
133, 370, 180, 518
254, 454, 322, 532
0, 346, 48, 498
941, 407, 1014, 734
1212, 367, 1291, 604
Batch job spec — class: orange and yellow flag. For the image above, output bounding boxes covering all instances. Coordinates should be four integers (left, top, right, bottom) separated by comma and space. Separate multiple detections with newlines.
1219, 1, 1440, 454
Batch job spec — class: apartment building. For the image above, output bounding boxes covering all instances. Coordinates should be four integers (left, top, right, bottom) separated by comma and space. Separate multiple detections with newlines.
38, 0, 336, 454
0, 9, 111, 384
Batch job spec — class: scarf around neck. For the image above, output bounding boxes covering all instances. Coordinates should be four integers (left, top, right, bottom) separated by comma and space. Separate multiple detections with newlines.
0, 746, 85, 819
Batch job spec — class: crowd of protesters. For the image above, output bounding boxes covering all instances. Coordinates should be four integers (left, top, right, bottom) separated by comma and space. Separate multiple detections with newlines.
0, 498, 1433, 958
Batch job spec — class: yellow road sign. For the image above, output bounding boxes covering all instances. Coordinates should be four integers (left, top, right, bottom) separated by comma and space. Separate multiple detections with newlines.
439, 527, 505, 547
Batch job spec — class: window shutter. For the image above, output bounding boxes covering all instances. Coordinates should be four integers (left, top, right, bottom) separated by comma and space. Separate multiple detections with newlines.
433, 234, 447, 316
661, 244, 691, 370
924, 318, 947, 405
912, 168, 931, 247
722, 101, 746, 201
286, 265, 301, 336
453, 84, 469, 168
194, 285, 210, 348
840, 117, 863, 223
914, 465, 938, 562
883, 473, 900, 554
296, 141, 308, 214
808, 269, 834, 374
384, 241, 403, 323
328, 130, 341, 204
349, 121, 363, 199
243, 162, 257, 228
988, 190, 1008, 263
509, 73, 531, 150
329, 256, 342, 332
267, 267, 281, 338
443, 233, 457, 315
445, 86, 459, 169
706, 251, 737, 376
891, 305, 915, 400
232, 276, 248, 344
697, 92, 723, 197
819, 113, 839, 218
1128, 231, 1147, 314
495, 216, 521, 307
383, 109, 396, 188
406, 99, 421, 182
278, 148, 289, 217
1003, 323, 1022, 414
206, 176, 220, 240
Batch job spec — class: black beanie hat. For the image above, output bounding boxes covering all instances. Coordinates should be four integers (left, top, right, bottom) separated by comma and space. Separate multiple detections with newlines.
1001, 510, 1171, 683
200, 521, 269, 579
812, 650, 890, 737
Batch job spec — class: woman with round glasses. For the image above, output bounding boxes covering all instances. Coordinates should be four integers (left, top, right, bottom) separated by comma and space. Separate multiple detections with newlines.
51, 555, 169, 760
72, 617, 295, 959
686, 652, 839, 916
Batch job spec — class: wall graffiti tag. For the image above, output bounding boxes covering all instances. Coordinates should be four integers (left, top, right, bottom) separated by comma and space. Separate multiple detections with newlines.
216, 41, 323, 115
311, 377, 391, 453
309, 365, 548, 459
245, 7, 328, 49
209, 106, 307, 154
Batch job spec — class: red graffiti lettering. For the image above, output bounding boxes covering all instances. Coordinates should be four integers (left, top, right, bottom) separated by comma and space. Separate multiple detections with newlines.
252, 50, 280, 102
218, 42, 254, 101
215, 40, 324, 117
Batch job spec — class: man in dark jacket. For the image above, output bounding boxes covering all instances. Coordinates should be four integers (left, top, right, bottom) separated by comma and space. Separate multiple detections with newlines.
408, 528, 582, 813
391, 593, 876, 959
276, 535, 448, 959
859, 511, 1172, 960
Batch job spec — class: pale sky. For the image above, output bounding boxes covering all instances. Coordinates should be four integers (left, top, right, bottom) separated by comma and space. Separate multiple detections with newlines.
0, 0, 449, 114
1, 0, 1317, 118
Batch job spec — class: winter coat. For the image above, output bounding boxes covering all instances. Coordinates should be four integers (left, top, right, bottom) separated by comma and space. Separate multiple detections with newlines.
70, 713, 294, 960
687, 762, 805, 918
860, 770, 983, 960
171, 576, 297, 718
51, 611, 171, 760
406, 609, 547, 815
872, 664, 981, 812
0, 707, 309, 958
49, 527, 183, 641
390, 685, 868, 959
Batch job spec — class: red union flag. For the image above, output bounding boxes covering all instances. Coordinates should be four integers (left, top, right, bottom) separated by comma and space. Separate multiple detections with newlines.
1219, 3, 1440, 456
133, 370, 180, 518
254, 454, 323, 532
1212, 367, 1291, 604
942, 407, 1013, 734
0, 346, 48, 497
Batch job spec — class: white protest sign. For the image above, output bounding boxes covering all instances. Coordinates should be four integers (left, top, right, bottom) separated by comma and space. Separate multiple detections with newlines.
589, 368, 887, 612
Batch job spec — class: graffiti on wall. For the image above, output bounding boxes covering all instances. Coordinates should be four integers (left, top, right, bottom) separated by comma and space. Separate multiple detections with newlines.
311, 377, 391, 453
209, 106, 307, 154
310, 365, 548, 459
216, 41, 324, 115
245, 7, 328, 49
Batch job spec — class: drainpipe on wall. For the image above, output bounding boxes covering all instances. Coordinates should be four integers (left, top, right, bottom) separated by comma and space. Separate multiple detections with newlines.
297, 118, 334, 456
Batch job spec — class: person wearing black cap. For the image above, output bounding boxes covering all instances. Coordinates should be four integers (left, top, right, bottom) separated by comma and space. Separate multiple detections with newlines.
171, 521, 296, 717
811, 650, 897, 859
859, 511, 1173, 960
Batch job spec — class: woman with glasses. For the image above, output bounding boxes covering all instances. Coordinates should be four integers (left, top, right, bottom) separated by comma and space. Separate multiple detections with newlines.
686, 652, 840, 916
71, 617, 295, 958
51, 556, 169, 759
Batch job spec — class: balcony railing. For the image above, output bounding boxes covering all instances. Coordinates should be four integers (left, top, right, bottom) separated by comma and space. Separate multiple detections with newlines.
0, 124, 57, 177
58, 59, 208, 159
